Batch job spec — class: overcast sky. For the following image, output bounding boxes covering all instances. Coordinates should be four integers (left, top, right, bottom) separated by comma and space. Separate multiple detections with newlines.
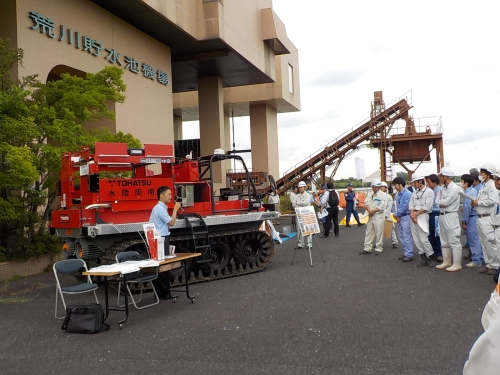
185, 0, 500, 181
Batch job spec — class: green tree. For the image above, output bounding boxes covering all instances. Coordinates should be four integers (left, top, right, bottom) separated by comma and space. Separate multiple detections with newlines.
0, 37, 141, 260
397, 171, 409, 181
469, 168, 478, 174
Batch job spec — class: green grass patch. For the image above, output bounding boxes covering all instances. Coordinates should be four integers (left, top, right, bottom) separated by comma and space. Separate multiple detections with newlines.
0, 296, 31, 303
5, 274, 24, 283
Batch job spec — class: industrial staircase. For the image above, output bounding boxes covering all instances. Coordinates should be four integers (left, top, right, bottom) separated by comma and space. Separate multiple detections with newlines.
271, 92, 413, 195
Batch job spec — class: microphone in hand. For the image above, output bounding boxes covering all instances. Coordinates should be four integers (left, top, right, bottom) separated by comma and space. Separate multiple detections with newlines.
175, 196, 184, 211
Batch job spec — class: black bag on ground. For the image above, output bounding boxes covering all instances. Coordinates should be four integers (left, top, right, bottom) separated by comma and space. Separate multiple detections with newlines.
61, 304, 109, 334
328, 190, 339, 207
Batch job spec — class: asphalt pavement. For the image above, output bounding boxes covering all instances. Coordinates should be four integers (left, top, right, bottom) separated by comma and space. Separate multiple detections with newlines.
0, 215, 495, 375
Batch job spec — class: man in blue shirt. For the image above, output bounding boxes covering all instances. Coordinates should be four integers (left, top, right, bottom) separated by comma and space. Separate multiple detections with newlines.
150, 186, 182, 238
461, 174, 483, 267
392, 177, 413, 262
471, 171, 482, 194
149, 186, 182, 299
463, 171, 483, 259
425, 174, 442, 262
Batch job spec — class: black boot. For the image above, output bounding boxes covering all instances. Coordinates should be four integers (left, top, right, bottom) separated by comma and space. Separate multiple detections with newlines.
416, 254, 428, 267
427, 254, 437, 267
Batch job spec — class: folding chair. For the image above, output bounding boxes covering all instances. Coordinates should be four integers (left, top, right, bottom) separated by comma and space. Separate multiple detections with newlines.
53, 259, 99, 319
116, 251, 159, 309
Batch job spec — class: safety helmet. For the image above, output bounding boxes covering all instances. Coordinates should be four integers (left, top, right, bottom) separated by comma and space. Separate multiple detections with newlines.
411, 175, 425, 183
439, 167, 454, 177
380, 181, 388, 188
297, 181, 307, 188
370, 179, 382, 187
480, 163, 497, 175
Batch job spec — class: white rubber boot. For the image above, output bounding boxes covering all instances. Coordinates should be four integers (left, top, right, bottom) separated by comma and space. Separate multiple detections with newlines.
436, 247, 452, 269
446, 247, 463, 272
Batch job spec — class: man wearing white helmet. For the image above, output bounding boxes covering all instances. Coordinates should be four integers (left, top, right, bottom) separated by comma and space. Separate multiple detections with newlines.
409, 175, 437, 267
434, 167, 462, 271
359, 178, 387, 255
379, 181, 398, 249
294, 181, 312, 249
472, 164, 500, 275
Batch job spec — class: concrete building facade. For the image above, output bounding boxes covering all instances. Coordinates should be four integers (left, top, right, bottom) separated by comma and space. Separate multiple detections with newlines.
0, 0, 300, 185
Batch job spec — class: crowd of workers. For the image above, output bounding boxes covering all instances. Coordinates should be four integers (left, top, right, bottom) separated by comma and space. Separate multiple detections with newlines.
367, 164, 500, 279
283, 163, 500, 280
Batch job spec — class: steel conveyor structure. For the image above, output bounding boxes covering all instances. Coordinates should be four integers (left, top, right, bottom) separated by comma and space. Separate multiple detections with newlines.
271, 92, 413, 195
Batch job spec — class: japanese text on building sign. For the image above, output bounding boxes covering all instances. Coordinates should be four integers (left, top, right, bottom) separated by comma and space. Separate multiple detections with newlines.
28, 11, 169, 86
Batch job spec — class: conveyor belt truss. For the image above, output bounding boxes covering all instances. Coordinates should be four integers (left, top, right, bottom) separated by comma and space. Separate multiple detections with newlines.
272, 93, 413, 194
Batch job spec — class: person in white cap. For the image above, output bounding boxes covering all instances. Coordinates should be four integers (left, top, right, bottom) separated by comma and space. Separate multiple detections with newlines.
409, 175, 437, 267
433, 167, 462, 271
379, 181, 398, 249
294, 181, 312, 249
471, 164, 500, 275
359, 178, 387, 255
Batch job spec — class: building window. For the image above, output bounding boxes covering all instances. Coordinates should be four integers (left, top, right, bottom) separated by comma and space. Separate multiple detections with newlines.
288, 64, 294, 94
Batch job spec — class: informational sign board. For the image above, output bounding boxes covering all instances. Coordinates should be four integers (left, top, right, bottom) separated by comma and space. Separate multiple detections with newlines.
142, 223, 164, 260
295, 206, 321, 236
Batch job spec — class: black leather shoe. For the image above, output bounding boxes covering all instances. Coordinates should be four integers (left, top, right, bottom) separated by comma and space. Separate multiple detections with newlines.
358, 223, 365, 227
346, 224, 351, 227
402, 257, 413, 262
359, 250, 371, 255
416, 254, 428, 267
398, 255, 406, 260
319, 235, 328, 238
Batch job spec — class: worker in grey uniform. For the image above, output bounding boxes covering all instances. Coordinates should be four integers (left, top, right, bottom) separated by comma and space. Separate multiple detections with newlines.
294, 181, 312, 249
380, 181, 398, 248
434, 167, 462, 271
409, 175, 437, 267
492, 170, 500, 275
359, 179, 387, 255
472, 164, 500, 275
267, 189, 280, 225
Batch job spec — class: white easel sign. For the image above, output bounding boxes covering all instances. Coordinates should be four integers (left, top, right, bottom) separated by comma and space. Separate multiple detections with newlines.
295, 206, 321, 236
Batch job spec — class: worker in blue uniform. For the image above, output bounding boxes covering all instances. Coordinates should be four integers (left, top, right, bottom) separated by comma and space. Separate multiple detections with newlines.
460, 174, 483, 267
344, 183, 363, 227
392, 177, 413, 262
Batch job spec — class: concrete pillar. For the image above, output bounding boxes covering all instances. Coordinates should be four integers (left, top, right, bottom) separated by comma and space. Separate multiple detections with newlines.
173, 115, 183, 140
198, 76, 229, 189
250, 104, 279, 179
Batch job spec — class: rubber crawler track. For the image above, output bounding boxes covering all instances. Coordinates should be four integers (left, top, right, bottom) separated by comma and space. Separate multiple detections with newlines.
102, 230, 275, 286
